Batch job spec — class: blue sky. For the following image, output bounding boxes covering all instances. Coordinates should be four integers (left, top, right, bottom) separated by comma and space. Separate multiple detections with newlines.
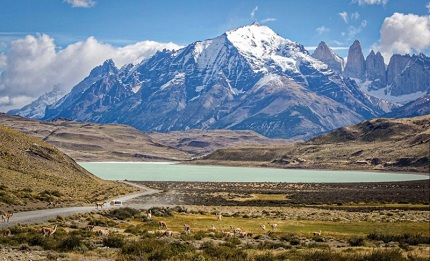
0, 0, 429, 112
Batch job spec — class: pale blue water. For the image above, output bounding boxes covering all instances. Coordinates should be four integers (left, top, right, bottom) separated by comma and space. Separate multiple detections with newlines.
79, 162, 428, 183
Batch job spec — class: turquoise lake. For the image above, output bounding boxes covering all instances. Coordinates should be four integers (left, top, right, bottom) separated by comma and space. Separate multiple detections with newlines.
79, 162, 428, 183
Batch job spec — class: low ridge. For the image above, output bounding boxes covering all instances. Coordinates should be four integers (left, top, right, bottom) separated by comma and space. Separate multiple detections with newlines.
0, 124, 137, 212
197, 115, 430, 173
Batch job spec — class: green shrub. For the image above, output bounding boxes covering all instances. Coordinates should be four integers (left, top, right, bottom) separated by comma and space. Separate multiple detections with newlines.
367, 232, 430, 245
201, 241, 247, 260
103, 234, 125, 248
364, 249, 407, 261
106, 207, 140, 220
59, 235, 83, 251
349, 236, 365, 246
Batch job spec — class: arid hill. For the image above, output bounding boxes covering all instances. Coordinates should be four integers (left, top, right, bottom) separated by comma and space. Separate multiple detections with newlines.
0, 124, 137, 212
196, 115, 430, 173
0, 113, 292, 161
148, 129, 292, 156
0, 113, 193, 162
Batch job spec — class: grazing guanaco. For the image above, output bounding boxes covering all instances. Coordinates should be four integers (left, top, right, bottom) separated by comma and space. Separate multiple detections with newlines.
260, 224, 266, 231
267, 222, 278, 231
41, 224, 58, 237
161, 229, 173, 237
87, 224, 95, 231
222, 230, 234, 238
2, 228, 11, 236
1, 212, 13, 222
46, 201, 60, 207
147, 210, 152, 220
96, 229, 109, 236
184, 224, 191, 235
210, 224, 216, 231
216, 213, 223, 221
95, 202, 106, 209
239, 231, 251, 238
158, 221, 168, 230
229, 225, 242, 235
313, 230, 322, 236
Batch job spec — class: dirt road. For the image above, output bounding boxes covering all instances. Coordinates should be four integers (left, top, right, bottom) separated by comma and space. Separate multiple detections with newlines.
0, 181, 160, 229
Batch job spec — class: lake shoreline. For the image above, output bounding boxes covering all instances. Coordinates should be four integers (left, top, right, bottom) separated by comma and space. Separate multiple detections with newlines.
79, 162, 429, 183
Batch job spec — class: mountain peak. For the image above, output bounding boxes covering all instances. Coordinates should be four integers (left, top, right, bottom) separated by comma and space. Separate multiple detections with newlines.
225, 24, 309, 73
344, 39, 366, 79
312, 41, 344, 73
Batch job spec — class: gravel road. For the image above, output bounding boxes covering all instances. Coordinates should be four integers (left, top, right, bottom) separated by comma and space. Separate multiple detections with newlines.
0, 181, 160, 229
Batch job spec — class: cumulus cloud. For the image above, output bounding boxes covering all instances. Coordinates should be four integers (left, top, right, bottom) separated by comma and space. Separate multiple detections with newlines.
316, 26, 330, 34
0, 34, 181, 112
352, 0, 387, 5
0, 53, 6, 69
375, 13, 430, 60
64, 0, 96, 8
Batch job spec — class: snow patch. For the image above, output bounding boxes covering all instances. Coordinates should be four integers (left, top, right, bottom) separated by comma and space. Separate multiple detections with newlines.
356, 78, 426, 104
160, 73, 185, 90
254, 74, 283, 90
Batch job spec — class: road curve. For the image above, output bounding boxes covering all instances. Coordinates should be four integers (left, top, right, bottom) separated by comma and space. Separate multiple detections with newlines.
0, 181, 160, 229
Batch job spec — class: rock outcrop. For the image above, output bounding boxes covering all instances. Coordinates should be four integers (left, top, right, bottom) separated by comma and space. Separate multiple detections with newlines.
386, 54, 430, 96
343, 40, 366, 80
311, 41, 344, 74
365, 50, 386, 90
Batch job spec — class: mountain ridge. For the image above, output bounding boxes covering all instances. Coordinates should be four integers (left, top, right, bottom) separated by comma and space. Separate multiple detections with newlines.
8, 24, 429, 140
36, 24, 384, 139
195, 114, 430, 173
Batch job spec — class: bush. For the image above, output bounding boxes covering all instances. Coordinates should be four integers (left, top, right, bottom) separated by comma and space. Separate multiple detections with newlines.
120, 238, 191, 260
201, 241, 247, 260
349, 236, 365, 246
367, 232, 430, 245
59, 235, 83, 251
103, 234, 125, 248
364, 249, 406, 261
106, 207, 140, 220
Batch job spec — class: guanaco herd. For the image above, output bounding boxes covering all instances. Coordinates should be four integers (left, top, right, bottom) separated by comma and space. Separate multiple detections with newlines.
152, 212, 323, 239
1, 209, 323, 239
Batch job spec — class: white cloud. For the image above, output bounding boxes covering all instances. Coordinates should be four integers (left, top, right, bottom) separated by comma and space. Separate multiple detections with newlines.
316, 26, 330, 34
427, 2, 430, 13
261, 18, 277, 24
352, 0, 387, 5
339, 11, 349, 23
375, 13, 430, 61
351, 12, 360, 20
0, 34, 181, 112
347, 20, 367, 39
0, 53, 6, 69
251, 6, 258, 19
64, 0, 96, 8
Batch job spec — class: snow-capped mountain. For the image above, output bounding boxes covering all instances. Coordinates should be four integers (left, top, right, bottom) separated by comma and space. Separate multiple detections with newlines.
340, 41, 429, 105
311, 41, 344, 74
14, 24, 388, 139
8, 85, 67, 119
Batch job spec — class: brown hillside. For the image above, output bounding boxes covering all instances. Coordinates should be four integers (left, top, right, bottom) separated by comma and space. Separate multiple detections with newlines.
197, 115, 430, 173
0, 124, 136, 212
148, 129, 292, 155
0, 113, 192, 162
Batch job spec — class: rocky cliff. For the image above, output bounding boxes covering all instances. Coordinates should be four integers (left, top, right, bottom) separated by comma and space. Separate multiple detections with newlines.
311, 41, 344, 74
343, 40, 366, 80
